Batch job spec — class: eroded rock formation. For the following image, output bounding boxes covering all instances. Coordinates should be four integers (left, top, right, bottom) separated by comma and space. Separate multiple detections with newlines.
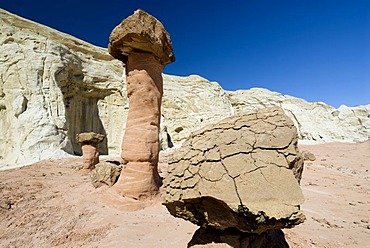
0, 8, 369, 169
108, 9, 175, 199
0, 8, 125, 168
76, 132, 105, 172
163, 107, 305, 234
228, 88, 370, 143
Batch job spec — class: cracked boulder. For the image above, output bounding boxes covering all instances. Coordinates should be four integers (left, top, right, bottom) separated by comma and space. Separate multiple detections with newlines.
163, 107, 305, 234
90, 161, 122, 188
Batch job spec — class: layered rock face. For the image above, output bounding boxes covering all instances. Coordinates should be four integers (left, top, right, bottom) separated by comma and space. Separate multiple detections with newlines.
229, 88, 370, 142
163, 85, 370, 146
108, 9, 175, 199
0, 9, 369, 168
0, 9, 126, 167
161, 74, 235, 146
163, 107, 305, 234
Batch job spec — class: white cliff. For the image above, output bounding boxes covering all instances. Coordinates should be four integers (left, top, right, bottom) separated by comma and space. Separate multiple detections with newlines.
162, 74, 234, 145
0, 9, 369, 167
0, 9, 126, 166
229, 88, 370, 142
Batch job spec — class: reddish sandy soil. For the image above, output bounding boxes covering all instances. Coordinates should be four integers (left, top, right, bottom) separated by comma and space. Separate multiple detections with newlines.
0, 141, 369, 248
285, 141, 370, 248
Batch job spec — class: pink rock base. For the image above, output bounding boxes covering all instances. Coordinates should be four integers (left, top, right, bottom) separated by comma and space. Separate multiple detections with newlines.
112, 162, 160, 200
81, 144, 99, 172
115, 52, 164, 199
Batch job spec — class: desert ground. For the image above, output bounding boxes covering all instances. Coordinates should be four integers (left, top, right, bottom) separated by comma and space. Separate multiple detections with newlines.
0, 141, 369, 248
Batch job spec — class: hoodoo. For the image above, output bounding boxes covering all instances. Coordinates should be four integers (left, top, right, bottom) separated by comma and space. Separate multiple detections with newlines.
76, 132, 105, 173
108, 9, 175, 199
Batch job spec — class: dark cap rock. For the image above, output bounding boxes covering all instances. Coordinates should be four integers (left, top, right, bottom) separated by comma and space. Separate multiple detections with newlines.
76, 132, 105, 144
108, 9, 175, 65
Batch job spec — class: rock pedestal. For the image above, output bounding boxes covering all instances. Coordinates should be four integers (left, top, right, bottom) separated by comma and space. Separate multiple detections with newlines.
76, 132, 105, 172
108, 9, 174, 199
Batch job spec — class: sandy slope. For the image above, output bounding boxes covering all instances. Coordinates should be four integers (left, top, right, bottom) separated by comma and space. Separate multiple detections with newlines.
285, 141, 370, 248
0, 142, 369, 247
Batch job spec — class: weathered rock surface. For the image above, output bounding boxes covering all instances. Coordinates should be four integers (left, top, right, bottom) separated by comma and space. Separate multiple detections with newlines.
161, 74, 235, 146
0, 9, 369, 168
163, 107, 305, 234
108, 9, 174, 199
90, 161, 122, 188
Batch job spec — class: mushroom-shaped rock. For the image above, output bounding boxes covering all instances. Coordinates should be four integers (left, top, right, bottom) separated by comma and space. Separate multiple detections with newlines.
108, 9, 175, 64
108, 9, 175, 199
76, 132, 105, 172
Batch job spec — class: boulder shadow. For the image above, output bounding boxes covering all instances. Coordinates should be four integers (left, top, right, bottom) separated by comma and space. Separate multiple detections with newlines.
188, 227, 289, 248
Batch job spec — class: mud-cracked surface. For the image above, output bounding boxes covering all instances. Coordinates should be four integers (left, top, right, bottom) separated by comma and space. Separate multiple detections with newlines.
163, 107, 305, 233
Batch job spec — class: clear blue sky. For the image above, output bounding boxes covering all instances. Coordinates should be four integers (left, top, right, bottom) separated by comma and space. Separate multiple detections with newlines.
1, 0, 369, 107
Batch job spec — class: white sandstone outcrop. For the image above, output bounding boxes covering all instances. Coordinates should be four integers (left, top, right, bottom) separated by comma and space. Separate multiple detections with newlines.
0, 9, 126, 167
229, 88, 370, 142
0, 9, 369, 167
162, 74, 234, 145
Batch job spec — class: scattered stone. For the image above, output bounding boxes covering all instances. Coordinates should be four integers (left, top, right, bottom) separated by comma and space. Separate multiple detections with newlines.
108, 9, 174, 199
90, 161, 122, 188
76, 132, 105, 173
163, 107, 305, 234
308, 182, 318, 186
312, 217, 343, 228
301, 151, 316, 161
0, 199, 12, 210
71, 163, 84, 171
